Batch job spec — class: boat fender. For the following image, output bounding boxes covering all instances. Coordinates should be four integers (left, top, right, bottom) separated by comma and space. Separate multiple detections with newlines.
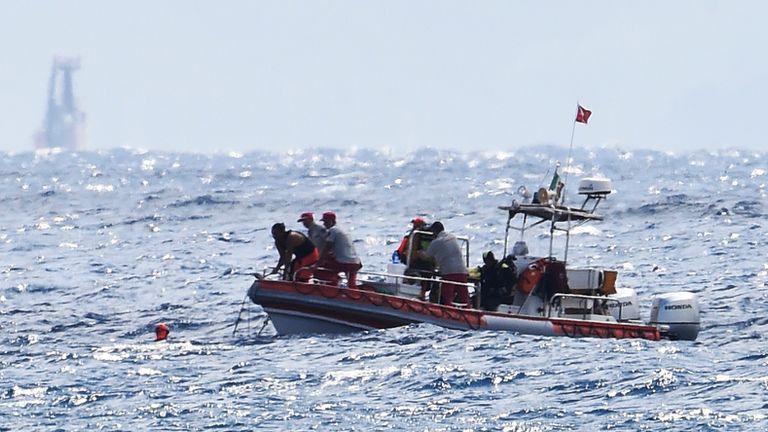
518, 259, 546, 295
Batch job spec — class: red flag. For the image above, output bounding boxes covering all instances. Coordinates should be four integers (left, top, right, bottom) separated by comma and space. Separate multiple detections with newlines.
575, 105, 592, 124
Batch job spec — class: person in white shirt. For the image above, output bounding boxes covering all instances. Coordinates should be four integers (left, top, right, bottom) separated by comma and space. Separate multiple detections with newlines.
316, 211, 363, 289
421, 221, 469, 306
297, 212, 326, 253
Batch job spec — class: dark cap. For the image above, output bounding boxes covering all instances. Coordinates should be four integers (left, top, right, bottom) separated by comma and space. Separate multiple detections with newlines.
430, 221, 444, 234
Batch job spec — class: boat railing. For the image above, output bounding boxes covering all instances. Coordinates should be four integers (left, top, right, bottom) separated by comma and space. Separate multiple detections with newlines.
358, 269, 475, 292
279, 265, 476, 305
359, 269, 438, 285
276, 265, 476, 289
282, 265, 474, 287
549, 293, 624, 321
358, 269, 476, 307
272, 265, 417, 286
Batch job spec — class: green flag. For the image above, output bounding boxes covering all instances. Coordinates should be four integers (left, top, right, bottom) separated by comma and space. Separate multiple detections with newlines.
549, 171, 560, 191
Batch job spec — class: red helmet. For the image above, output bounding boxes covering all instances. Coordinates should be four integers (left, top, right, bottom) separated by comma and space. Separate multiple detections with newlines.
411, 217, 426, 228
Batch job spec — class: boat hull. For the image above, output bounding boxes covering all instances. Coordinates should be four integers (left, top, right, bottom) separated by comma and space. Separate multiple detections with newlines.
248, 279, 662, 341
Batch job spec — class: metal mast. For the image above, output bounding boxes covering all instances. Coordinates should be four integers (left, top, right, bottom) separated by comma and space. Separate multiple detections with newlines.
35, 56, 86, 150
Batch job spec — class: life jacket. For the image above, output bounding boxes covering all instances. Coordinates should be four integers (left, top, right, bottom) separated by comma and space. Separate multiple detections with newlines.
518, 258, 547, 295
396, 230, 433, 263
395, 236, 409, 263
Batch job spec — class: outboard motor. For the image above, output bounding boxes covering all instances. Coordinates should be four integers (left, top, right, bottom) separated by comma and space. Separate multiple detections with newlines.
607, 287, 641, 321
649, 292, 701, 340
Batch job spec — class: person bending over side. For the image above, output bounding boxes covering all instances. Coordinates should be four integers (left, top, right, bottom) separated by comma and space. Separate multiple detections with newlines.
270, 222, 318, 282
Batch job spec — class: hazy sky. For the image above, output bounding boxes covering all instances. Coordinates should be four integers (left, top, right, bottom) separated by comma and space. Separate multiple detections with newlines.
1, 1, 766, 154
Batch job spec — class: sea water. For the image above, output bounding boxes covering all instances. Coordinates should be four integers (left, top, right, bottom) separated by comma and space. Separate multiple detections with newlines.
1, 146, 767, 431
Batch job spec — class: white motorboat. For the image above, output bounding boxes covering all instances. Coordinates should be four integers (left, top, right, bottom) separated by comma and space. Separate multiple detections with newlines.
247, 176, 701, 341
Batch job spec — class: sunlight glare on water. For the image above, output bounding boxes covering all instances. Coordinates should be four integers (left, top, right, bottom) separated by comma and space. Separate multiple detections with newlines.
1, 146, 767, 430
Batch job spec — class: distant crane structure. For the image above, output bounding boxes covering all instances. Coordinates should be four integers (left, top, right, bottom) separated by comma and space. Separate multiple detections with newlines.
35, 56, 86, 150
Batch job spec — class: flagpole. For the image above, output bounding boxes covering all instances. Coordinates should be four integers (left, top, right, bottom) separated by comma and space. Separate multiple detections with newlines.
561, 103, 580, 264
561, 103, 579, 205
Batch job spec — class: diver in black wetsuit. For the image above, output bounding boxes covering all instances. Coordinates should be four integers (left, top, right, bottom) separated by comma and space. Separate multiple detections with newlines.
478, 251, 517, 310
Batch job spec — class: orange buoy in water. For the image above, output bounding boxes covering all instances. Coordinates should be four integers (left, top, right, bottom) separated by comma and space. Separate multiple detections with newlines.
155, 322, 169, 341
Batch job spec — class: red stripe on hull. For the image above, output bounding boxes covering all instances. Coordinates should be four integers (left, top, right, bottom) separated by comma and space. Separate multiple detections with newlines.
253, 279, 485, 329
551, 318, 660, 341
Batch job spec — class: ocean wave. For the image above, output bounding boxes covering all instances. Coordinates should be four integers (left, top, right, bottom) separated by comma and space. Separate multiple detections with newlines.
169, 194, 240, 207
1, 146, 766, 430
